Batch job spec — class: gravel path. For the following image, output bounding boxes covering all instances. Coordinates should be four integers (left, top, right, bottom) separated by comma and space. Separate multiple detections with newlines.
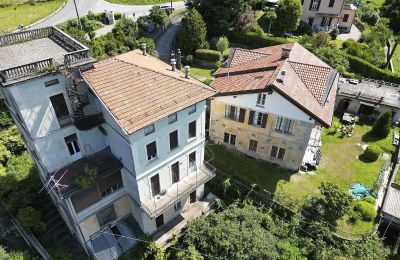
155, 13, 184, 61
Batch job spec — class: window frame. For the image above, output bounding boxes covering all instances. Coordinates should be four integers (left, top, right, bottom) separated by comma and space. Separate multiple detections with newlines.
189, 151, 196, 172
311, 0, 319, 10
188, 120, 197, 139
169, 130, 179, 150
144, 124, 155, 136
225, 105, 239, 121
328, 0, 335, 7
223, 132, 236, 146
168, 113, 178, 124
50, 93, 72, 127
146, 141, 158, 162
256, 93, 266, 107
249, 139, 258, 152
155, 214, 164, 228
188, 104, 196, 114
270, 146, 278, 158
343, 14, 349, 22
275, 117, 294, 134
171, 162, 180, 184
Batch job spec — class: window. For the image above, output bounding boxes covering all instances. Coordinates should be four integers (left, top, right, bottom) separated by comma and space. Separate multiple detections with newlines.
248, 111, 268, 128
321, 17, 332, 27
310, 0, 319, 10
174, 201, 182, 212
50, 93, 71, 127
171, 162, 180, 184
97, 206, 117, 227
64, 134, 82, 161
188, 104, 196, 114
156, 214, 164, 228
270, 146, 286, 160
301, 0, 304, 4
223, 132, 236, 145
225, 105, 246, 122
168, 113, 177, 124
190, 190, 197, 203
275, 117, 294, 134
188, 121, 196, 139
328, 0, 335, 7
144, 124, 155, 136
189, 151, 196, 172
146, 141, 157, 161
308, 17, 314, 26
256, 93, 266, 106
150, 174, 160, 197
249, 140, 258, 152
343, 14, 349, 22
169, 130, 179, 150
44, 79, 59, 87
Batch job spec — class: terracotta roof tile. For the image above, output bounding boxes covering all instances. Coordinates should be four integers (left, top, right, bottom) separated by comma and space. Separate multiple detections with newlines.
82, 51, 215, 135
210, 42, 338, 127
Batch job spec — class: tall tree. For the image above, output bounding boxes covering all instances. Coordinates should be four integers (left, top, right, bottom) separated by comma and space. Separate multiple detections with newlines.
372, 111, 392, 138
381, 0, 400, 33
185, 0, 251, 36
179, 8, 209, 55
275, 0, 302, 35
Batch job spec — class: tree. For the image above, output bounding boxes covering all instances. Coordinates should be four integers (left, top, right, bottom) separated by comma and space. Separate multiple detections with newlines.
215, 36, 229, 52
17, 207, 46, 232
149, 6, 169, 28
275, 0, 302, 34
299, 32, 333, 49
179, 8, 209, 55
186, 0, 251, 36
0, 246, 24, 260
315, 47, 349, 74
235, 10, 258, 32
361, 8, 380, 26
386, 36, 400, 68
381, 0, 400, 33
319, 182, 352, 222
112, 18, 138, 49
372, 111, 392, 138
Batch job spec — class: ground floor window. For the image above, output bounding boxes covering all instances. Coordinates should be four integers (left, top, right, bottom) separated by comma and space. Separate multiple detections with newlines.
97, 205, 117, 228
249, 139, 258, 152
174, 201, 182, 212
223, 132, 236, 145
156, 214, 164, 228
190, 190, 197, 204
270, 146, 286, 160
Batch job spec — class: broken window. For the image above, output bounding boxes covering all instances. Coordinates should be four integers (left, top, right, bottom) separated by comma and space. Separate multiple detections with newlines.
146, 141, 157, 161
50, 93, 71, 127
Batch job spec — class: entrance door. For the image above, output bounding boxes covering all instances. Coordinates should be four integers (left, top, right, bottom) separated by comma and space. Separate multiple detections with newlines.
337, 99, 350, 113
150, 174, 160, 197
190, 190, 197, 204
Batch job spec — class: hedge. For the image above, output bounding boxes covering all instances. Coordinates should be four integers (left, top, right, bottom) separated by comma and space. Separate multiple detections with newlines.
363, 145, 381, 162
195, 49, 221, 62
226, 30, 289, 48
345, 53, 400, 83
354, 201, 377, 221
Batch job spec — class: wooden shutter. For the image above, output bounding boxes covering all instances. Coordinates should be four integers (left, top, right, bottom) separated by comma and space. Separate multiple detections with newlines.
261, 114, 268, 128
248, 110, 255, 125
239, 108, 246, 123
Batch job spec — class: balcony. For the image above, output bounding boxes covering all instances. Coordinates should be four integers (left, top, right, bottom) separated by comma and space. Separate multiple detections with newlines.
74, 113, 105, 131
49, 147, 123, 198
141, 161, 216, 219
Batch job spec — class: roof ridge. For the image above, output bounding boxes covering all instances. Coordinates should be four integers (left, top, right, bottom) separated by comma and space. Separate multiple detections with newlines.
113, 56, 215, 92
235, 48, 271, 56
288, 60, 331, 70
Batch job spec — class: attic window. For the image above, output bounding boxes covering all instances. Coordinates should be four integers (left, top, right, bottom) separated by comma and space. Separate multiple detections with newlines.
251, 75, 264, 81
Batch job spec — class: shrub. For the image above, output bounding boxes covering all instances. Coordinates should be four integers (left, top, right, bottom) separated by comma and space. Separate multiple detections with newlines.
216, 36, 229, 52
195, 49, 221, 62
330, 28, 339, 40
315, 47, 349, 74
17, 207, 46, 232
299, 32, 333, 49
372, 111, 392, 138
227, 30, 289, 48
354, 201, 377, 221
222, 48, 231, 60
320, 182, 353, 221
295, 21, 312, 35
75, 164, 98, 189
363, 145, 381, 162
203, 78, 213, 85
184, 54, 194, 65
363, 196, 376, 204
345, 53, 400, 83
114, 13, 122, 20
215, 60, 223, 68
0, 144, 11, 165
235, 10, 258, 32
149, 6, 169, 28
0, 125, 24, 154
361, 9, 380, 26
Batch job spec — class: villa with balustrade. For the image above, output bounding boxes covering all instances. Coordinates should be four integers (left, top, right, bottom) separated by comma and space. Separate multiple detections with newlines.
0, 27, 216, 259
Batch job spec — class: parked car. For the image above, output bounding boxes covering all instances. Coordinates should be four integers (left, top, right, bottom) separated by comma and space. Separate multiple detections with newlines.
160, 5, 175, 15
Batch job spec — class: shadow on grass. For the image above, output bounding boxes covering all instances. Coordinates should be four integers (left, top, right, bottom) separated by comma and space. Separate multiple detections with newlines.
361, 130, 386, 144
358, 153, 378, 164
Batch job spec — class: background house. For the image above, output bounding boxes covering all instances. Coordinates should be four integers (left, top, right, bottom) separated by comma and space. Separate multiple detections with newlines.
209, 43, 338, 171
301, 0, 345, 31
338, 3, 357, 33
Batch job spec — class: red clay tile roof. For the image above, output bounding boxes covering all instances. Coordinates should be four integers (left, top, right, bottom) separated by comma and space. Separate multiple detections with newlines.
210, 42, 338, 127
82, 50, 215, 135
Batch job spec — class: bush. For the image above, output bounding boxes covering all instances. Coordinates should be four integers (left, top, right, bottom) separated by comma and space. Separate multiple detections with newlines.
215, 60, 223, 68
184, 54, 194, 65
363, 145, 381, 162
227, 30, 289, 48
363, 196, 376, 204
314, 47, 349, 74
195, 49, 221, 62
295, 21, 312, 35
17, 207, 46, 232
371, 111, 392, 138
330, 28, 339, 40
361, 9, 380, 26
114, 13, 122, 20
216, 36, 229, 52
222, 48, 231, 60
203, 78, 213, 85
179, 8, 209, 55
354, 201, 377, 221
149, 6, 169, 28
235, 10, 258, 32
345, 53, 400, 83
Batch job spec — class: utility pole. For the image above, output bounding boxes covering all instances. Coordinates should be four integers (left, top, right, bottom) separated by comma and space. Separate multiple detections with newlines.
170, 0, 173, 12
73, 0, 82, 29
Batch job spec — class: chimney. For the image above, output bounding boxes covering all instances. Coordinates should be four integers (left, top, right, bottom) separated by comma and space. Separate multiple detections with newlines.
177, 49, 182, 70
140, 43, 147, 56
281, 48, 291, 59
184, 65, 190, 78
278, 70, 286, 83
171, 58, 177, 71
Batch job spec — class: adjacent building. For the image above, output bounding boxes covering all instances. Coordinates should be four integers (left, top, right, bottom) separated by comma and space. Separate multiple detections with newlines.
301, 0, 345, 31
0, 27, 215, 259
336, 77, 400, 123
338, 3, 357, 33
209, 43, 338, 170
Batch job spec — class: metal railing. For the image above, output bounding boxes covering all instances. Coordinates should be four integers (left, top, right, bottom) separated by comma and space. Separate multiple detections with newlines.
141, 161, 216, 218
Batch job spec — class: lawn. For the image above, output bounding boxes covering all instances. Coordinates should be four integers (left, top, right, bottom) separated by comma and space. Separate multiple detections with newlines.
105, 0, 180, 5
208, 117, 395, 237
360, 0, 385, 8
0, 0, 65, 33
185, 65, 214, 81
392, 43, 400, 74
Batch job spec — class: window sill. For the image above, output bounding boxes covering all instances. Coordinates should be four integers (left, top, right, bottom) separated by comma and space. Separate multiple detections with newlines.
147, 156, 158, 164
169, 146, 179, 152
256, 104, 265, 108
187, 137, 196, 143
274, 130, 293, 136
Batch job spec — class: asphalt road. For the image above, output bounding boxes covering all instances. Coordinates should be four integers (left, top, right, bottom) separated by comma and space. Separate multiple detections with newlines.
32, 0, 185, 28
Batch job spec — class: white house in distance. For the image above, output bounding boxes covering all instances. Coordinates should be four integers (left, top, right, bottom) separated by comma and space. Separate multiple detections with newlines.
209, 43, 338, 171
0, 27, 215, 259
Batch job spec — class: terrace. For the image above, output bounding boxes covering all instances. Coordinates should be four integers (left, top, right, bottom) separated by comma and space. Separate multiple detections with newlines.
0, 27, 94, 85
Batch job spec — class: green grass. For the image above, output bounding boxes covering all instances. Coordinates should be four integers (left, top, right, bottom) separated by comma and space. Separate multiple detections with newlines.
392, 44, 400, 74
333, 39, 345, 49
186, 65, 214, 81
105, 0, 179, 5
0, 0, 65, 33
360, 0, 385, 9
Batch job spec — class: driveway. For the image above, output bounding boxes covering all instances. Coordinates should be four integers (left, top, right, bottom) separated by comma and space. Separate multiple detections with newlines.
337, 24, 362, 41
32, 0, 185, 28
155, 13, 184, 61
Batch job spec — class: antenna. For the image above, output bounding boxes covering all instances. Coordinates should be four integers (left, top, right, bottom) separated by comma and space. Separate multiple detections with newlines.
39, 169, 69, 198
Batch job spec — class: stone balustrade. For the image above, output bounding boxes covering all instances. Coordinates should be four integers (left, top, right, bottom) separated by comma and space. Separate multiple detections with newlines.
0, 58, 55, 82
0, 27, 52, 47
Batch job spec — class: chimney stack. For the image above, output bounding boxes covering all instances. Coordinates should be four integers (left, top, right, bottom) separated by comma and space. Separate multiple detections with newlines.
278, 70, 286, 83
185, 65, 190, 78
140, 43, 147, 56
281, 48, 291, 59
177, 49, 182, 70
171, 58, 177, 71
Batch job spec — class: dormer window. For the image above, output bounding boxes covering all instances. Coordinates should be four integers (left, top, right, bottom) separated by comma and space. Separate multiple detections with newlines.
144, 124, 155, 136
256, 93, 266, 106
188, 104, 196, 114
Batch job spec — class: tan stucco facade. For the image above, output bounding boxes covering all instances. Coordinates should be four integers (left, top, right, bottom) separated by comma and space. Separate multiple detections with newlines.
338, 4, 357, 32
301, 0, 344, 31
209, 99, 315, 171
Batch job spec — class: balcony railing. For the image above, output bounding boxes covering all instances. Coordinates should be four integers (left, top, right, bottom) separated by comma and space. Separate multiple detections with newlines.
141, 161, 216, 219
0, 58, 56, 82
74, 113, 105, 131
0, 27, 53, 47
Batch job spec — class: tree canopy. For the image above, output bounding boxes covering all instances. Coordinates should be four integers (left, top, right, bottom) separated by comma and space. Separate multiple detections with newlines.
381, 0, 400, 33
179, 8, 209, 55
275, 0, 302, 34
